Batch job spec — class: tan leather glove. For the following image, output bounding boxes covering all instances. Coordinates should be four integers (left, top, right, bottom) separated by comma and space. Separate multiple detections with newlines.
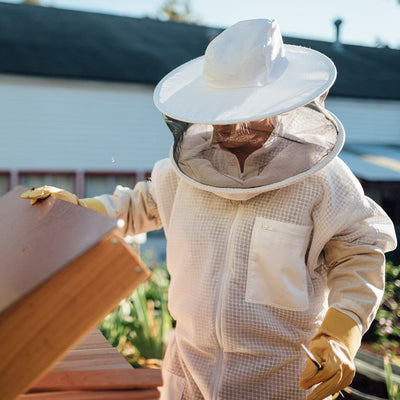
299, 308, 361, 400
21, 186, 107, 214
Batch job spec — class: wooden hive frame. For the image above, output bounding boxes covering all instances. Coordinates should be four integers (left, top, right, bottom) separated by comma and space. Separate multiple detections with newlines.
0, 187, 160, 400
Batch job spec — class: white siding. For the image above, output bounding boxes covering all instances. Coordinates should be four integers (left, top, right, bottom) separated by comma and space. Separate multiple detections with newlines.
0, 74, 172, 171
0, 74, 398, 174
326, 97, 400, 145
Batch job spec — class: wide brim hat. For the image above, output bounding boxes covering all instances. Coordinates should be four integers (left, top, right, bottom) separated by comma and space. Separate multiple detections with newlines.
153, 19, 336, 125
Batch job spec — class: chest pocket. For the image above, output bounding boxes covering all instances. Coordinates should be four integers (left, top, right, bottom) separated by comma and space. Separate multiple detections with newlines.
246, 217, 312, 311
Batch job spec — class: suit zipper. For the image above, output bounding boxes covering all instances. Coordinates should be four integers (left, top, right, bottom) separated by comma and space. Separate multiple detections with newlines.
210, 203, 242, 400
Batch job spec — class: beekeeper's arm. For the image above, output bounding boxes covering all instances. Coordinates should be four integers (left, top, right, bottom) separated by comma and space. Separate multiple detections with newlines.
21, 180, 162, 237
21, 186, 108, 214
300, 162, 397, 400
95, 182, 162, 236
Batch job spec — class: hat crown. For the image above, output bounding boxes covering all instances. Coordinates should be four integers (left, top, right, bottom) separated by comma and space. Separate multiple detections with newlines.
203, 19, 288, 89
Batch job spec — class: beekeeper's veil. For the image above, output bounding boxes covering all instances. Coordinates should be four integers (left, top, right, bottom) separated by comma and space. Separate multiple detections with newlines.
153, 19, 344, 195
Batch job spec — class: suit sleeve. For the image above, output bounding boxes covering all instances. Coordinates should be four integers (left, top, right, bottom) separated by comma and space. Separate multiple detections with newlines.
95, 180, 162, 236
320, 163, 397, 334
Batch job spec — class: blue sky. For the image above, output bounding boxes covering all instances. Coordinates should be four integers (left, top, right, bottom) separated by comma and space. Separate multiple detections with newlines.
4, 0, 400, 47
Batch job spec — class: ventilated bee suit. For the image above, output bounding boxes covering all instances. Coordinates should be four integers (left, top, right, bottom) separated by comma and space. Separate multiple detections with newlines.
97, 20, 397, 400
96, 98, 395, 400
22, 19, 397, 400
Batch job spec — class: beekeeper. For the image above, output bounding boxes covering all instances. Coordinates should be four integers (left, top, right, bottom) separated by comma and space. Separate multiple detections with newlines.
22, 19, 397, 400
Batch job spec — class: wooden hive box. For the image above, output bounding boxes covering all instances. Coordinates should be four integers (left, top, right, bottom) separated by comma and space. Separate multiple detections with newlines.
18, 329, 162, 399
0, 187, 162, 400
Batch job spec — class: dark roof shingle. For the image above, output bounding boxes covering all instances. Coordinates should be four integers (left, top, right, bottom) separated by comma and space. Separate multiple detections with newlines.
0, 2, 399, 99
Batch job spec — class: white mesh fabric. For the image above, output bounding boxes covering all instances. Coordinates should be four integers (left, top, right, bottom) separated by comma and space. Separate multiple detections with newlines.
155, 163, 327, 399
97, 155, 396, 400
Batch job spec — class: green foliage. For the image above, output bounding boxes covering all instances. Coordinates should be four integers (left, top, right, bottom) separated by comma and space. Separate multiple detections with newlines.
156, 0, 198, 24
99, 259, 173, 367
373, 262, 400, 356
371, 262, 400, 398
384, 355, 400, 400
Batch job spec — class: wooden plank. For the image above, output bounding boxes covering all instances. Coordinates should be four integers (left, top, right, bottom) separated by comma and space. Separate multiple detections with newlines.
18, 389, 161, 400
58, 329, 117, 352
51, 348, 132, 371
61, 330, 116, 352
52, 330, 132, 371
50, 349, 130, 371
29, 369, 163, 391
27, 329, 161, 396
0, 186, 118, 313
0, 233, 151, 400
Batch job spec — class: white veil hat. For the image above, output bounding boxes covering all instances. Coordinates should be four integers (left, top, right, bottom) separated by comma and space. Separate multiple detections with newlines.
153, 19, 336, 124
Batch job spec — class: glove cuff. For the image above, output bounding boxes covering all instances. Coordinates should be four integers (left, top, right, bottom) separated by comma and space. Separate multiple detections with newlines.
317, 308, 362, 359
78, 198, 107, 214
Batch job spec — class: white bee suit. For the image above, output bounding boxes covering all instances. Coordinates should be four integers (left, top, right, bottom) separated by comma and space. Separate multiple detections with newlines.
97, 102, 396, 400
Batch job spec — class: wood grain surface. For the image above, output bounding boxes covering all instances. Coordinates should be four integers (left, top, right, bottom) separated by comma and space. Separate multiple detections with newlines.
0, 187, 152, 400
0, 186, 118, 313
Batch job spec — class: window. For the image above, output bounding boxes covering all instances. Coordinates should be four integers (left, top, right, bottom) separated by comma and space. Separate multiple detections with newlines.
19, 172, 75, 193
85, 173, 137, 197
0, 173, 10, 196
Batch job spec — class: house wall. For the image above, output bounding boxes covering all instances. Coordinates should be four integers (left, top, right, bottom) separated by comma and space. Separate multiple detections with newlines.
1, 73, 399, 189
0, 74, 172, 173
326, 97, 400, 145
